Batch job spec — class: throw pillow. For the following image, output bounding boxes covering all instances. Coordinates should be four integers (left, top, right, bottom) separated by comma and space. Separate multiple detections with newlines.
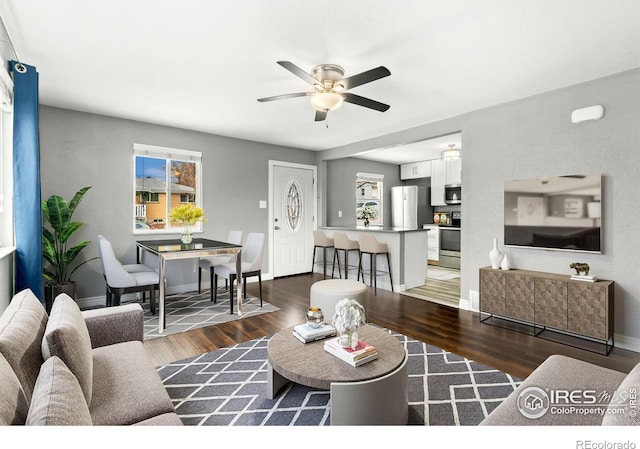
26, 356, 92, 425
602, 363, 640, 425
0, 288, 48, 402
41, 294, 94, 404
0, 351, 29, 425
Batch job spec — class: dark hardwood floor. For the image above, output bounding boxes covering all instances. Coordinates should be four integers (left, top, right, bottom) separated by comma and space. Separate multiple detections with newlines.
143, 273, 640, 379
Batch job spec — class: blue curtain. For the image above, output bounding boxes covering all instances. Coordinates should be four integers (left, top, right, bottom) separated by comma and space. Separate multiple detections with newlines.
10, 61, 42, 300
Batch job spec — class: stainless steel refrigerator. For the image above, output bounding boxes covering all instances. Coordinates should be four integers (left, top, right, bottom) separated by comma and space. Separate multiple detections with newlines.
391, 185, 418, 229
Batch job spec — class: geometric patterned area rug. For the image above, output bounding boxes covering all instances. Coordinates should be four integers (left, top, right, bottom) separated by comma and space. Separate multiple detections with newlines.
142, 290, 279, 340
157, 327, 522, 425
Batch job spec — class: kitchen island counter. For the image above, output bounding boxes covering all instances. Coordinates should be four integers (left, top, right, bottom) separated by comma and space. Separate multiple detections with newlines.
318, 227, 428, 292
321, 225, 428, 233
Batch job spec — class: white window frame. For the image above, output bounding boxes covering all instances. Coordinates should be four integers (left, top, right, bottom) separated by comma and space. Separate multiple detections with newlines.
356, 172, 384, 226
133, 143, 203, 235
0, 57, 14, 248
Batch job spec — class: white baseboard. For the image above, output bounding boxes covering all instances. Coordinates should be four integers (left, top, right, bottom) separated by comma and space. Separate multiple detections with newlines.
458, 297, 471, 310
614, 333, 640, 353
77, 274, 273, 310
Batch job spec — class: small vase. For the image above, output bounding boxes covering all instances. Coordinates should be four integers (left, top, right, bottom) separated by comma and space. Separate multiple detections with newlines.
489, 237, 501, 269
338, 327, 359, 349
500, 253, 511, 271
364, 219, 370, 227
181, 226, 193, 244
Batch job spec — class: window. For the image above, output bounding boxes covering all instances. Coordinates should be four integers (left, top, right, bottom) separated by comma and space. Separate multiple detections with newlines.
133, 144, 202, 234
180, 193, 195, 203
0, 58, 13, 247
355, 172, 383, 226
138, 192, 159, 203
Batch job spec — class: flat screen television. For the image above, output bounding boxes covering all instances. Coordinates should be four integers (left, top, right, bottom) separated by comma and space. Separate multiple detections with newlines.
504, 174, 602, 253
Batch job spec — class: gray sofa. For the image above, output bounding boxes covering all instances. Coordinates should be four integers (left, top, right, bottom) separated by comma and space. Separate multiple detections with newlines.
481, 354, 640, 426
0, 288, 182, 425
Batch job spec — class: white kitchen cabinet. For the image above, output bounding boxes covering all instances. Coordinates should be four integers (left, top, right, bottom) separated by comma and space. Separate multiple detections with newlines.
430, 159, 446, 206
446, 158, 462, 185
400, 160, 431, 180
424, 225, 440, 262
430, 158, 462, 205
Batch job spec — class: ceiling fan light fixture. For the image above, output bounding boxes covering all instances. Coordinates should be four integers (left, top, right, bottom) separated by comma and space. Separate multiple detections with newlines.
441, 144, 461, 161
310, 91, 344, 112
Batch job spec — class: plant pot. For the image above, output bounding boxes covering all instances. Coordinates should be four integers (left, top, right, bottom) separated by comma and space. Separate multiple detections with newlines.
44, 282, 76, 313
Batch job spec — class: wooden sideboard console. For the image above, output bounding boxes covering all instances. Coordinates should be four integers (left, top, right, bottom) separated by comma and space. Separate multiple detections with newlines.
479, 267, 614, 354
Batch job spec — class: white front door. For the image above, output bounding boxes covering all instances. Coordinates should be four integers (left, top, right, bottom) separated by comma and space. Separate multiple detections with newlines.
271, 163, 315, 277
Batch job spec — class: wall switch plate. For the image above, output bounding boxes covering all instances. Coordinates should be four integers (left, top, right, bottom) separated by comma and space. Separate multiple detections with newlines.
259, 200, 267, 208
338, 210, 342, 218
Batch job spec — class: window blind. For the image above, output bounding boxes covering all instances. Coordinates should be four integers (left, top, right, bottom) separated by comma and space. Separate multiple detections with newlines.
133, 143, 202, 162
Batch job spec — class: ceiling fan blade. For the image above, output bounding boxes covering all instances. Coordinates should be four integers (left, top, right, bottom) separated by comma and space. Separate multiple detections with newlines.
342, 93, 390, 112
257, 92, 312, 102
314, 110, 327, 122
340, 66, 391, 90
277, 61, 318, 85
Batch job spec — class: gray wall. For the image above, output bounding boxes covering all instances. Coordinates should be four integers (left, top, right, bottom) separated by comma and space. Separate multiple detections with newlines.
325, 158, 401, 226
320, 68, 640, 349
35, 67, 640, 349
39, 106, 316, 300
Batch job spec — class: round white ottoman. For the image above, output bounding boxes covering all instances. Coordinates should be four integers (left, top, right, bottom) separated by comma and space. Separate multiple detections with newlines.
310, 279, 368, 322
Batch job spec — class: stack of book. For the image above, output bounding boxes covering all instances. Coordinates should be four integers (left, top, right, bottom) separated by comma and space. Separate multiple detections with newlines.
323, 338, 378, 367
292, 322, 337, 343
571, 274, 598, 282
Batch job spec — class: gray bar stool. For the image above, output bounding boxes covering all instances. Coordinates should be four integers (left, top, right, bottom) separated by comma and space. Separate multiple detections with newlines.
358, 234, 393, 295
311, 230, 334, 279
331, 231, 360, 279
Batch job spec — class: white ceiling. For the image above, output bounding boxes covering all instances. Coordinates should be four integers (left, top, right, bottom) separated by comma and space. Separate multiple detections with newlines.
1, 1, 639, 165
351, 132, 461, 164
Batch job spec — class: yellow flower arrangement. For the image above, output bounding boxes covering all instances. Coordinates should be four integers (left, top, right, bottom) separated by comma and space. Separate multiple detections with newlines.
169, 204, 207, 226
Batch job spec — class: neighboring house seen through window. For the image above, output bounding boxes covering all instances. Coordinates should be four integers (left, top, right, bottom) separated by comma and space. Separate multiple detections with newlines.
356, 172, 383, 226
133, 144, 202, 234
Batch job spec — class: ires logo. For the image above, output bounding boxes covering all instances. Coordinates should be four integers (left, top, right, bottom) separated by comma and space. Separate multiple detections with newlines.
517, 387, 550, 419
548, 389, 600, 404
517, 387, 614, 419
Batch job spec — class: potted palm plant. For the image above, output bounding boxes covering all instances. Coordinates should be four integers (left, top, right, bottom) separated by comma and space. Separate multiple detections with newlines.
42, 186, 98, 310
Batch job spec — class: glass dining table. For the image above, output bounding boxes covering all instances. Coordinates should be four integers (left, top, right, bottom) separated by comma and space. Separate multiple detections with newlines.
136, 238, 243, 333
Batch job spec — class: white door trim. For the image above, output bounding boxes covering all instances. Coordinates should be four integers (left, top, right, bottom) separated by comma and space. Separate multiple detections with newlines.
268, 160, 318, 277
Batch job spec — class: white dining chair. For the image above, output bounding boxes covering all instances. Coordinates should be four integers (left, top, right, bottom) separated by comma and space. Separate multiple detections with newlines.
98, 235, 160, 313
98, 235, 157, 306
213, 232, 265, 313
198, 230, 243, 301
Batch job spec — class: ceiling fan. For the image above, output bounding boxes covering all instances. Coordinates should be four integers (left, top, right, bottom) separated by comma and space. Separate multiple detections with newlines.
257, 61, 391, 122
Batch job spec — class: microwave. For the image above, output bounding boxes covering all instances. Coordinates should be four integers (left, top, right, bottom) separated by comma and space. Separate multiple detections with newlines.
444, 184, 461, 204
